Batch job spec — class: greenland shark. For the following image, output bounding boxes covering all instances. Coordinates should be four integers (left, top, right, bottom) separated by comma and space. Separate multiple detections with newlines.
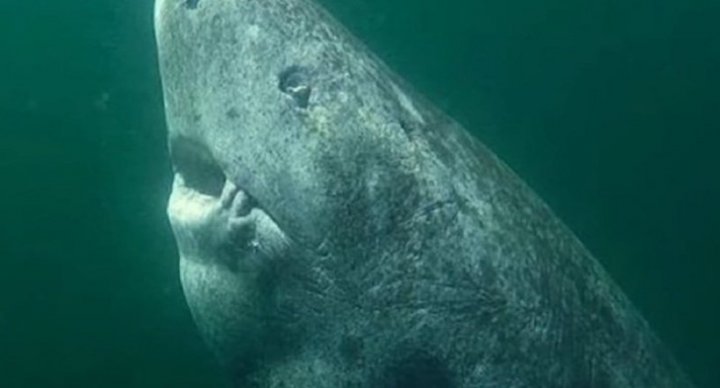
155, 0, 695, 387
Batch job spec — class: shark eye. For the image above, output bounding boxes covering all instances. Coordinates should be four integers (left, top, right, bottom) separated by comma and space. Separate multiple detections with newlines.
171, 139, 226, 197
278, 65, 312, 109
185, 0, 200, 10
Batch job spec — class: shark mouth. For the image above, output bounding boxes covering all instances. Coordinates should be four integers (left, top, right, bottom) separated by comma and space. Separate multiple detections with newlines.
167, 137, 291, 273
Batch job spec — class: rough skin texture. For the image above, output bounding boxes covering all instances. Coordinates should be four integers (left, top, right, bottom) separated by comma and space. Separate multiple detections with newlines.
155, 0, 695, 387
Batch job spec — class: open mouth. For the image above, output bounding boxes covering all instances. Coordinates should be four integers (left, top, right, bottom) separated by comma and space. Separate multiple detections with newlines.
166, 138, 291, 274
169, 138, 228, 199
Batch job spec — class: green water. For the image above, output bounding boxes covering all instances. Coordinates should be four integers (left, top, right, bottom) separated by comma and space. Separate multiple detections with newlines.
1, 0, 717, 386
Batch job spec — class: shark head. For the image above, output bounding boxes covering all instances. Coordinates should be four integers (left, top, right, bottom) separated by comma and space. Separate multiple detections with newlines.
155, 0, 442, 379
155, 3, 700, 387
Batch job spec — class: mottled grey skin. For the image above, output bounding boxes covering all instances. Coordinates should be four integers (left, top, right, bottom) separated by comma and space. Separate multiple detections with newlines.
155, 0, 694, 387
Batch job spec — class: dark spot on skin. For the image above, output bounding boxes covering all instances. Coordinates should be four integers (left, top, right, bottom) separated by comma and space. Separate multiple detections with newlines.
185, 0, 200, 9
339, 335, 364, 364
384, 352, 454, 388
399, 118, 420, 137
399, 119, 412, 134
227, 108, 239, 119
278, 65, 312, 109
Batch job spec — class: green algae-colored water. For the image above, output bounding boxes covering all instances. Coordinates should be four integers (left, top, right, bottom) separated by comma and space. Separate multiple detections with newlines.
1, 0, 717, 386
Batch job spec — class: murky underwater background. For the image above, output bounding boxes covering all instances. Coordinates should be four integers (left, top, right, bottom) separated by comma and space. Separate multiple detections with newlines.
0, 0, 717, 386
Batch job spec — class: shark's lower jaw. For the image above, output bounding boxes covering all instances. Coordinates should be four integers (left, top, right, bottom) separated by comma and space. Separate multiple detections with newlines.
170, 174, 296, 368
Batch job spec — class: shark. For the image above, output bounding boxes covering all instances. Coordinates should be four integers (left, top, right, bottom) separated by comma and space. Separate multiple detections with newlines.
154, 0, 695, 386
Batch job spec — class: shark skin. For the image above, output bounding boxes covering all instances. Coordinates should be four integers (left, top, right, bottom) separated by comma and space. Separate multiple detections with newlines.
154, 0, 695, 387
